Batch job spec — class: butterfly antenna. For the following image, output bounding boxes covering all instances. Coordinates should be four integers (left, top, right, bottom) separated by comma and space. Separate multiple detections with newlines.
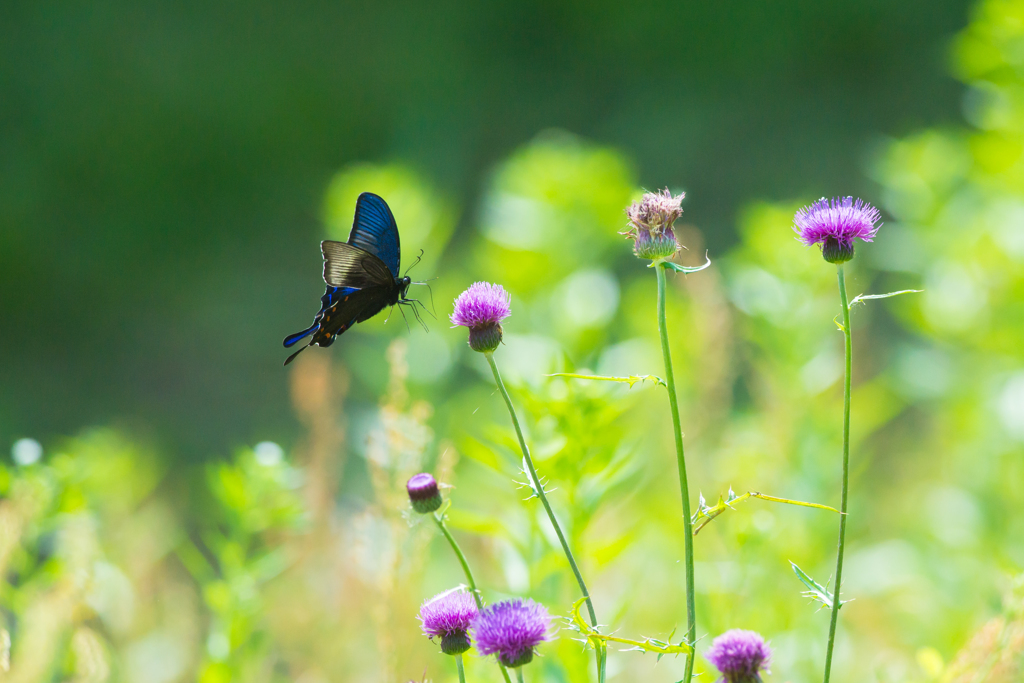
403, 249, 424, 277
425, 282, 437, 318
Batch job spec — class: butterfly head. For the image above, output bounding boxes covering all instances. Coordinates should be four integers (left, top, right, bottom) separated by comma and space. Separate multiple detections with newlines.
399, 275, 412, 297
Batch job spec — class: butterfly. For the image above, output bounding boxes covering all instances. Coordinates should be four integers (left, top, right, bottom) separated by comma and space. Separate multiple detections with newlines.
283, 192, 427, 366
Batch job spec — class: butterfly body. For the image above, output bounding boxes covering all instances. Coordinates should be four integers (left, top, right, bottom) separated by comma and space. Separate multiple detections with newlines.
283, 193, 415, 365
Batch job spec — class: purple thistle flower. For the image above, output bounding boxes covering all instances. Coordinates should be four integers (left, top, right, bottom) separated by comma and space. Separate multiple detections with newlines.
471, 598, 552, 668
406, 472, 442, 514
705, 629, 772, 683
418, 588, 479, 655
623, 188, 684, 260
793, 196, 881, 264
450, 282, 512, 353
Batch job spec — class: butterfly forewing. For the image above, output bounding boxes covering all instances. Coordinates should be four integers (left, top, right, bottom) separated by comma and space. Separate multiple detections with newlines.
348, 192, 401, 277
321, 240, 394, 289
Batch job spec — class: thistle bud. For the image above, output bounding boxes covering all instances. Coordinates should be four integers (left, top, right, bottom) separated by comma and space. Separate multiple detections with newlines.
406, 472, 442, 514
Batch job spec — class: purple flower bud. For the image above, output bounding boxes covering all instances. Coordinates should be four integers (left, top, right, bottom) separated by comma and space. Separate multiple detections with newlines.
450, 282, 512, 353
623, 188, 684, 260
407, 472, 442, 514
471, 598, 551, 668
705, 629, 772, 683
418, 588, 480, 655
793, 196, 881, 264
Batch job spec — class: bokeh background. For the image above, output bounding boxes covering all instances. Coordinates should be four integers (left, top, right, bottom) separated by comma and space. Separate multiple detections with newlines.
2, 0, 1024, 682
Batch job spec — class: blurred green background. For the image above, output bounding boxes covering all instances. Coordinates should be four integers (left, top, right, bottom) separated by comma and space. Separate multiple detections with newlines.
3, 0, 1024, 682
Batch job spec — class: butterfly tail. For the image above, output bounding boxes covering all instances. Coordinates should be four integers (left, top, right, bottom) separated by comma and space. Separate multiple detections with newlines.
283, 323, 319, 348
283, 343, 310, 366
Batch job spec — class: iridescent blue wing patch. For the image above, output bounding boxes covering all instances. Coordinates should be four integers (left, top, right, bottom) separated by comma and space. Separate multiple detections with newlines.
348, 192, 401, 278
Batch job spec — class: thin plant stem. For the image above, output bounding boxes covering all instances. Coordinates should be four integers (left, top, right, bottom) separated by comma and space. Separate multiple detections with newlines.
456, 654, 467, 683
822, 264, 852, 683
433, 513, 513, 683
655, 262, 696, 683
433, 515, 483, 610
485, 351, 606, 683
515, 667, 525, 683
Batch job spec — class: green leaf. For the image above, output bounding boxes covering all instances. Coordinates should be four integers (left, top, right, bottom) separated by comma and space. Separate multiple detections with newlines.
547, 373, 666, 388
849, 289, 922, 307
692, 490, 838, 535
661, 254, 712, 274
567, 597, 693, 656
790, 561, 846, 610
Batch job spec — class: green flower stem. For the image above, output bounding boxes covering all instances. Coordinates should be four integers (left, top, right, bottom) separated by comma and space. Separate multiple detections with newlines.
822, 264, 853, 683
456, 654, 467, 683
433, 515, 483, 609
515, 668, 525, 683
655, 262, 697, 683
433, 513, 513, 683
485, 351, 606, 683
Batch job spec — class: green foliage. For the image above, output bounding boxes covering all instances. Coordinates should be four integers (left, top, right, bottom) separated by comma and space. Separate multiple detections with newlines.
5, 2, 1024, 681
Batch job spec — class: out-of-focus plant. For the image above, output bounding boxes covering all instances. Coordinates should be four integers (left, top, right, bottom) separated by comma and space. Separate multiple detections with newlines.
177, 442, 304, 683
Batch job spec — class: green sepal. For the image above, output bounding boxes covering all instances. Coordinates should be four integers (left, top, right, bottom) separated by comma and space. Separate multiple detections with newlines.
655, 254, 712, 273
849, 289, 922, 307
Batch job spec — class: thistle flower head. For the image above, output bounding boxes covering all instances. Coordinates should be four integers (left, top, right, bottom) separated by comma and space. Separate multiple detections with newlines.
793, 196, 881, 264
705, 629, 772, 683
450, 282, 512, 353
418, 588, 479, 655
406, 472, 442, 514
471, 598, 552, 668
623, 188, 684, 260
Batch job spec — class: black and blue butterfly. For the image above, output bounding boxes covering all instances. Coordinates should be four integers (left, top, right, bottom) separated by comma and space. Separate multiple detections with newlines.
283, 192, 428, 366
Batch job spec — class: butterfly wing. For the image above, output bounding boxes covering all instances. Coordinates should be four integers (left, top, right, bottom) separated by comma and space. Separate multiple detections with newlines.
283, 286, 390, 365
348, 192, 401, 278
321, 240, 394, 290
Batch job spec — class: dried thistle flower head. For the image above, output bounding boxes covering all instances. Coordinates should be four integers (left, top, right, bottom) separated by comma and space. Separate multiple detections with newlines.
623, 188, 684, 260
793, 196, 881, 264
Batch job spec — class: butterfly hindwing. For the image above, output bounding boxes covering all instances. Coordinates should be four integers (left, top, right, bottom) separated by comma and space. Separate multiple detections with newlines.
348, 192, 401, 278
283, 287, 388, 365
